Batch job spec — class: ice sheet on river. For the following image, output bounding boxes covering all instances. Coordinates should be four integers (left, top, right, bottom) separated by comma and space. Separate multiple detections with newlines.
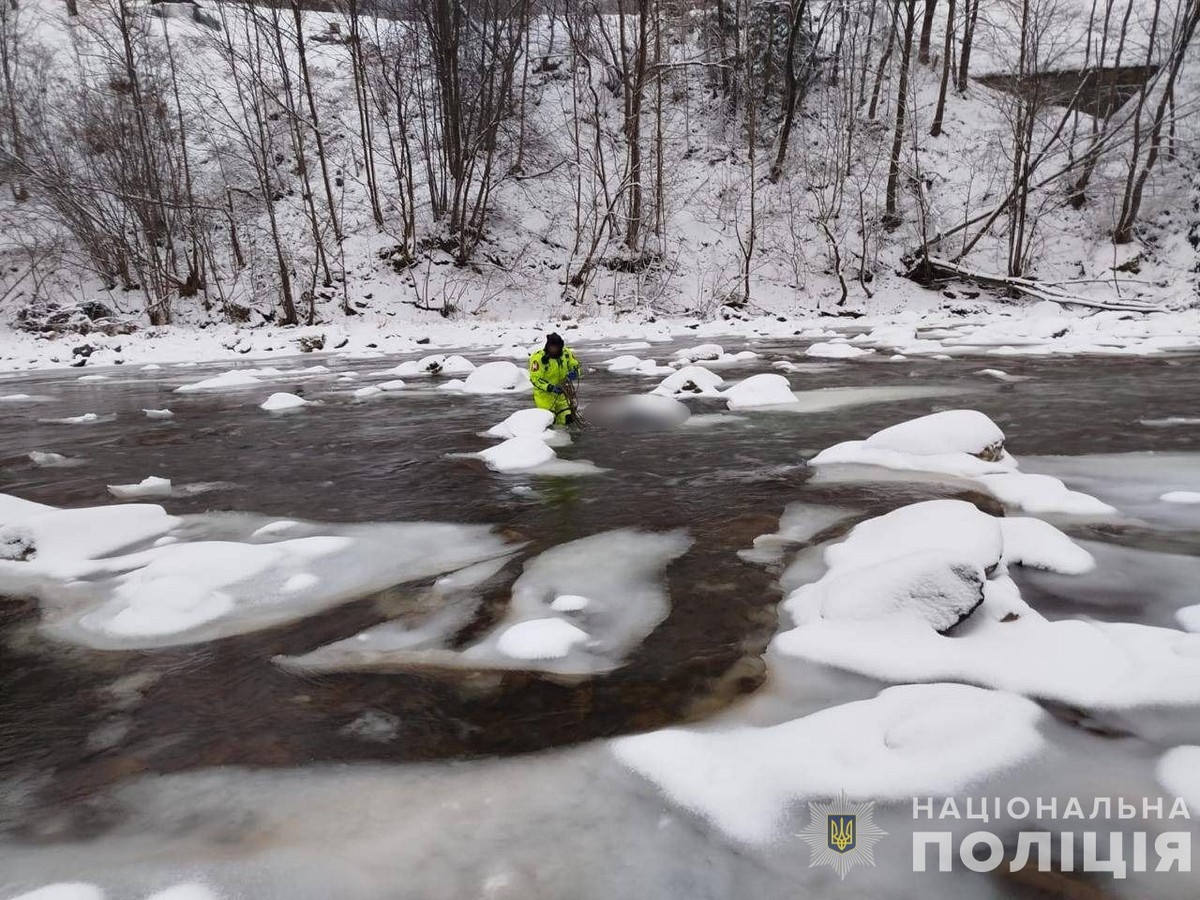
278, 529, 690, 677
0, 494, 515, 650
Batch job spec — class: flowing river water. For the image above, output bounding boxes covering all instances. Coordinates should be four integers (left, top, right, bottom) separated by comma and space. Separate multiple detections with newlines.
0, 337, 1198, 899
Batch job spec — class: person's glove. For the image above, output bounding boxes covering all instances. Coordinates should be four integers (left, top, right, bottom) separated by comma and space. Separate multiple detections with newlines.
548, 385, 563, 394
567, 371, 578, 382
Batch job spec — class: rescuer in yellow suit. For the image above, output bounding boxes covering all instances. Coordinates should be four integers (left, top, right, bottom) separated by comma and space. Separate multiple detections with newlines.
529, 332, 581, 426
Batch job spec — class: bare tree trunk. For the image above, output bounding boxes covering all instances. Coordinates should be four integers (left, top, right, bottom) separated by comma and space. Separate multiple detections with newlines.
769, 0, 810, 182
930, 0, 955, 135
918, 0, 937, 64
885, 0, 918, 221
954, 0, 978, 92
1114, 0, 1200, 242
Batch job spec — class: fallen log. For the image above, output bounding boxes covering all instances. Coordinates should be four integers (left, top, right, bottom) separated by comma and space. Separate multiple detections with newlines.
909, 256, 1168, 313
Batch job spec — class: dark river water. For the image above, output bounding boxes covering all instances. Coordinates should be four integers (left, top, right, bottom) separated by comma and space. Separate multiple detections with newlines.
0, 338, 1198, 899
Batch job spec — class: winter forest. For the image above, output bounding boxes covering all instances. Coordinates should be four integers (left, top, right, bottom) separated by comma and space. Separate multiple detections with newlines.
0, 0, 1197, 335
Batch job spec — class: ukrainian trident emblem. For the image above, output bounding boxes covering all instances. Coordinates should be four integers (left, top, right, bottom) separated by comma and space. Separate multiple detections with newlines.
799, 792, 886, 879
828, 813, 856, 853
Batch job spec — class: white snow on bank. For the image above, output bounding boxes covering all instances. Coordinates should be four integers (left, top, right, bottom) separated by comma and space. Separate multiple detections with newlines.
770, 499, 1200, 710
613, 683, 1045, 844
811, 410, 1114, 516
0, 494, 514, 649
440, 361, 530, 394
107, 477, 173, 500
260, 392, 308, 411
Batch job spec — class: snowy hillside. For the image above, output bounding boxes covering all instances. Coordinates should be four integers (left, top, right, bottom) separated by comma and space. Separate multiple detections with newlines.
0, 0, 1198, 360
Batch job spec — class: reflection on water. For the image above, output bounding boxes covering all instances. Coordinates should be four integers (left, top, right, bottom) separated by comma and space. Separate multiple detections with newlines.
1, 340, 1199, 898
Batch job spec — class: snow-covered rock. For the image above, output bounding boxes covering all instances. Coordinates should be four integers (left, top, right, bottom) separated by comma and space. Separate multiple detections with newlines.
1162, 491, 1200, 504
604, 355, 673, 376
863, 409, 1006, 460
143, 408, 174, 419
722, 373, 797, 409
445, 360, 530, 394
107, 476, 173, 500
353, 386, 383, 399
477, 436, 557, 472
260, 392, 308, 411
770, 498, 1200, 710
175, 370, 263, 393
804, 341, 874, 359
387, 354, 475, 377
811, 410, 1113, 516
495, 617, 590, 660
377, 379, 406, 391
485, 408, 556, 440
650, 365, 724, 397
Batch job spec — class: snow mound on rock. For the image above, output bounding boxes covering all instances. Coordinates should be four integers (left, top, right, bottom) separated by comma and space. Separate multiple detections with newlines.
260, 392, 308, 411
722, 373, 797, 409
811, 410, 1114, 516
477, 437, 557, 472
650, 365, 724, 397
770, 498, 1200, 710
804, 341, 874, 359
107, 476, 173, 500
387, 354, 475, 377
442, 361, 530, 394
486, 408, 557, 440
175, 371, 263, 393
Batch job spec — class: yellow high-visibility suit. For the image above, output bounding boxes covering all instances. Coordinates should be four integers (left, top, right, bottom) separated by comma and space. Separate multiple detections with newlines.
528, 346, 581, 425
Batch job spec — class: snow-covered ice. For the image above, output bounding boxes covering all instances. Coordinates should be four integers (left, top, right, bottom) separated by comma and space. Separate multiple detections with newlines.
613, 683, 1045, 844
142, 408, 174, 420
107, 477, 173, 500
0, 494, 515, 650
